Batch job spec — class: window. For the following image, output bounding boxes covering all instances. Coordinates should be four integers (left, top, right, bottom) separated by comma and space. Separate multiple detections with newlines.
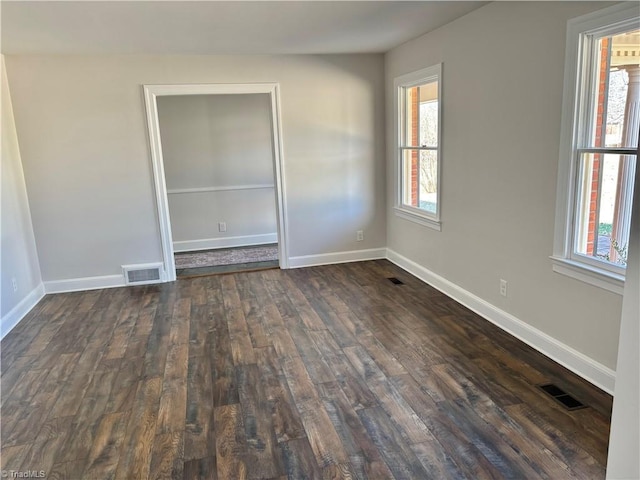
394, 64, 442, 230
553, 3, 639, 294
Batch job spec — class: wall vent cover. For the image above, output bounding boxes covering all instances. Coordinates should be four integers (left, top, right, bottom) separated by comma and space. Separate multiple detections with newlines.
537, 383, 587, 411
122, 263, 163, 285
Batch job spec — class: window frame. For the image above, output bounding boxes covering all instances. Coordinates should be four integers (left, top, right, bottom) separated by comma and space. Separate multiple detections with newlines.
552, 2, 639, 295
393, 64, 443, 231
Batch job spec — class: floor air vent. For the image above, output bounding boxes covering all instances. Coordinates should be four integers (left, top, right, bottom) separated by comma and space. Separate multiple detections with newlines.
388, 277, 404, 285
537, 383, 587, 411
123, 264, 163, 285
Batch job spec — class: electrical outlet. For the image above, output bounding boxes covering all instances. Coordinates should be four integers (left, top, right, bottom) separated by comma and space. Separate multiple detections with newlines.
218, 222, 227, 233
356, 230, 364, 242
11, 277, 18, 293
500, 279, 508, 297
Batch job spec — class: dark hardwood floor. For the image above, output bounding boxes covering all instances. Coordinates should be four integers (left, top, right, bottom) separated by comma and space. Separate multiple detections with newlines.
0, 260, 612, 479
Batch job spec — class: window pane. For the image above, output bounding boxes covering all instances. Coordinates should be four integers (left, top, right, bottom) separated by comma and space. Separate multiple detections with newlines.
419, 150, 438, 213
420, 100, 438, 148
588, 30, 639, 149
575, 152, 636, 266
402, 149, 418, 207
402, 149, 438, 214
405, 87, 417, 147
404, 81, 438, 147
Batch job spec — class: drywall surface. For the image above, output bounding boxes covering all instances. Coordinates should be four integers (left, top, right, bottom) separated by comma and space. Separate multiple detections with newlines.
1, 56, 42, 317
606, 159, 639, 479
4, 54, 386, 280
385, 1, 622, 370
157, 94, 277, 248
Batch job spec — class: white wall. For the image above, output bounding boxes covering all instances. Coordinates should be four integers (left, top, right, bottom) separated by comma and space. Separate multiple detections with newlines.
157, 94, 277, 251
4, 54, 386, 283
1, 56, 43, 336
385, 1, 622, 374
606, 158, 639, 479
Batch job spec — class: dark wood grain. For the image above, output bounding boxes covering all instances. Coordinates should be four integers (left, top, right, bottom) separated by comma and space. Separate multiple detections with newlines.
114, 376, 163, 480
254, 346, 306, 443
280, 355, 349, 468
184, 329, 215, 462
317, 381, 395, 480
0, 261, 612, 479
357, 406, 432, 479
237, 364, 284, 479
183, 456, 218, 480
279, 437, 323, 480
83, 411, 129, 479
214, 403, 247, 480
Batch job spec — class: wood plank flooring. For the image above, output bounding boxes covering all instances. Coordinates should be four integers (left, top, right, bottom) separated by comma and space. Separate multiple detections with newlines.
1, 260, 612, 479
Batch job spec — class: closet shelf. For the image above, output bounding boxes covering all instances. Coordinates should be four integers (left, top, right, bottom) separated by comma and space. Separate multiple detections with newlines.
167, 184, 275, 195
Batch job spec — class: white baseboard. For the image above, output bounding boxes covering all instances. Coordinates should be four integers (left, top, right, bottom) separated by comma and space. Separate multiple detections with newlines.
289, 248, 387, 269
173, 233, 278, 253
1, 283, 45, 339
386, 249, 616, 394
44, 274, 125, 294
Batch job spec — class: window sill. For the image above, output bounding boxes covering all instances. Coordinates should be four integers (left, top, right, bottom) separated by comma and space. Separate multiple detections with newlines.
550, 256, 624, 295
394, 207, 441, 231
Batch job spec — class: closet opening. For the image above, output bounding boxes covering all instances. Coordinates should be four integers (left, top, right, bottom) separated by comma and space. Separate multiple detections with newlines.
144, 83, 289, 281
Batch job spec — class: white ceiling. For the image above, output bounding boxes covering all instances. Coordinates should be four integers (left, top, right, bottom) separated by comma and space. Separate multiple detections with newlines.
1, 1, 486, 55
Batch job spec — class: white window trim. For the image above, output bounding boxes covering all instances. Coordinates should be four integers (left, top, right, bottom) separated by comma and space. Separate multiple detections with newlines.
393, 64, 443, 231
552, 3, 638, 295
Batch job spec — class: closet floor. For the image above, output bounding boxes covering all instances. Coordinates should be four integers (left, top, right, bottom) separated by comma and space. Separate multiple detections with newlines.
175, 244, 279, 278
